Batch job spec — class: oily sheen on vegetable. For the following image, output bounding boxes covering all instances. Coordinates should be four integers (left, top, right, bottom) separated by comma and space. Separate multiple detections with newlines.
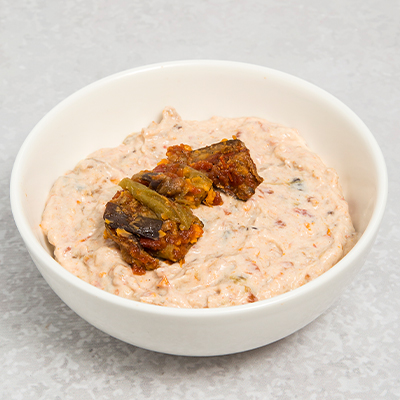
103, 139, 263, 274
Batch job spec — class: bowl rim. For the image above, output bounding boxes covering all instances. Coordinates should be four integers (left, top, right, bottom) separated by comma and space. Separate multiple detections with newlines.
10, 59, 388, 317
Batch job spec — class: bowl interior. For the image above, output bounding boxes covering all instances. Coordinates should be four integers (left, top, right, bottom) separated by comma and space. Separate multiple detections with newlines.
12, 60, 386, 274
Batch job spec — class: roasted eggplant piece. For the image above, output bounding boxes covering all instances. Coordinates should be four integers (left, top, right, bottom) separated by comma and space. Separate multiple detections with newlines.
103, 180, 204, 274
139, 218, 204, 263
104, 195, 163, 240
132, 163, 222, 208
166, 139, 263, 201
103, 190, 161, 274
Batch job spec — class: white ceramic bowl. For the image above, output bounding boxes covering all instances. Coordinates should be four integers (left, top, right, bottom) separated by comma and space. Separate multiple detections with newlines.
10, 60, 387, 356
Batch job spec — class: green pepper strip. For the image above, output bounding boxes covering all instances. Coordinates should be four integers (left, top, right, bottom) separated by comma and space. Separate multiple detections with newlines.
119, 178, 195, 230
182, 166, 213, 191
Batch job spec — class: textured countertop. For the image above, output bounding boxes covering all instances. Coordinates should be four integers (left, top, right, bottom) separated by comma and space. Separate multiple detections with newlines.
1, 1, 399, 399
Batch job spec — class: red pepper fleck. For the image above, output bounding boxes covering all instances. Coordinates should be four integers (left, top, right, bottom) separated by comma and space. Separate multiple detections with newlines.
294, 207, 313, 217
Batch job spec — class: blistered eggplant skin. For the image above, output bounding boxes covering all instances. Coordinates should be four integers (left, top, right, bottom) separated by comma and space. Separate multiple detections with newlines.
103, 187, 204, 273
133, 169, 185, 197
166, 139, 263, 201
104, 201, 163, 240
132, 164, 222, 208
103, 190, 161, 273
140, 219, 204, 262
104, 224, 159, 274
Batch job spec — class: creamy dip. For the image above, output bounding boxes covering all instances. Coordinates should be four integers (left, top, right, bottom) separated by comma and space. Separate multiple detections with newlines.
41, 107, 356, 308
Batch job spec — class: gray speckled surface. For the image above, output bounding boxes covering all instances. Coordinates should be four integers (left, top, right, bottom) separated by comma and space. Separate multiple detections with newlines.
1, 0, 399, 399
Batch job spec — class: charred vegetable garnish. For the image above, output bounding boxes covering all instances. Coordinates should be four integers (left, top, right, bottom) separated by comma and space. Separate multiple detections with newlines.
103, 190, 162, 274
119, 178, 201, 231
103, 184, 204, 274
132, 163, 222, 208
103, 138, 262, 274
166, 139, 263, 201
